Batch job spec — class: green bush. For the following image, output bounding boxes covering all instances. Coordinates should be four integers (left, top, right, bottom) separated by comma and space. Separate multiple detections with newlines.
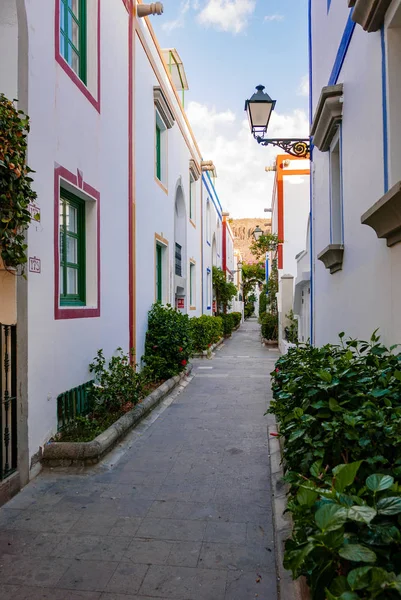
220, 313, 235, 336
89, 348, 144, 413
231, 312, 242, 329
259, 289, 267, 316
261, 312, 278, 340
190, 315, 223, 352
269, 332, 401, 598
143, 303, 193, 380
244, 302, 254, 319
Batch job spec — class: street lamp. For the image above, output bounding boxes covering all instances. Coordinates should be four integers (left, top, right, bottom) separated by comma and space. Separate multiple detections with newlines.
245, 85, 310, 158
252, 226, 263, 241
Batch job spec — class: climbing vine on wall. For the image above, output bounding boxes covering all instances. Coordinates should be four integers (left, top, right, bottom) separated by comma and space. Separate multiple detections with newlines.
0, 94, 37, 272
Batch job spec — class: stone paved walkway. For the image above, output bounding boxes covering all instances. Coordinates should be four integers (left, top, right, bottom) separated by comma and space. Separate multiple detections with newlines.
0, 319, 279, 600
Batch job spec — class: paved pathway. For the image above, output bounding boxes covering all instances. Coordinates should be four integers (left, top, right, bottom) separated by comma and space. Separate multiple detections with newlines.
0, 319, 279, 600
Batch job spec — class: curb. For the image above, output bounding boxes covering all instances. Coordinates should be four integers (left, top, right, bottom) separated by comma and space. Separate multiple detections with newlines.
267, 412, 309, 600
193, 337, 224, 359
42, 365, 193, 467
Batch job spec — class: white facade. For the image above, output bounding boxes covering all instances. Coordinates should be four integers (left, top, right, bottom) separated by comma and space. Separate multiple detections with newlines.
134, 16, 203, 360
0, 0, 130, 479
294, 220, 311, 344
310, 0, 401, 347
202, 172, 223, 314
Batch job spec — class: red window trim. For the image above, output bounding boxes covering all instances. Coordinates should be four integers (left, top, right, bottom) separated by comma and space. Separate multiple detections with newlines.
54, 165, 101, 320
54, 0, 101, 112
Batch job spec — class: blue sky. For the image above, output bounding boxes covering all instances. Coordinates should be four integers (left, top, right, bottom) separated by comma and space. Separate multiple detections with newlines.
152, 0, 309, 218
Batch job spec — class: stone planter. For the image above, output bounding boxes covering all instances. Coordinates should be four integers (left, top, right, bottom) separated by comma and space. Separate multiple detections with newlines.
261, 337, 278, 347
42, 365, 193, 467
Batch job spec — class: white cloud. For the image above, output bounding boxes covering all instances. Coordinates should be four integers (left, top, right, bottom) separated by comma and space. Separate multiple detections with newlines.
162, 0, 191, 33
264, 14, 284, 22
197, 0, 256, 34
298, 74, 309, 97
186, 101, 309, 218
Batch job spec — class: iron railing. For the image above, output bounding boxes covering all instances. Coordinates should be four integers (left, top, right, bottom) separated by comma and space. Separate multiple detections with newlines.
0, 324, 17, 481
175, 243, 182, 276
57, 381, 94, 431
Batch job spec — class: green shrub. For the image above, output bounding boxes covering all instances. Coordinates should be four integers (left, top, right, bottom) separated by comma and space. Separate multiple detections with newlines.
244, 302, 254, 319
190, 315, 223, 352
259, 289, 267, 316
269, 332, 401, 598
220, 313, 235, 336
89, 348, 144, 413
231, 312, 242, 329
261, 312, 278, 340
142, 303, 193, 380
284, 309, 298, 344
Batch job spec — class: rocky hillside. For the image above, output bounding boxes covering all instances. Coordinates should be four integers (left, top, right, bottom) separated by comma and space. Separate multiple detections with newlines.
230, 218, 272, 264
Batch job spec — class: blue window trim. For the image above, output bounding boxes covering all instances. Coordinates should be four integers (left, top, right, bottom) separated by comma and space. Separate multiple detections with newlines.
308, 0, 314, 344
381, 26, 389, 194
328, 126, 344, 245
206, 267, 211, 273
207, 306, 211, 310
328, 9, 356, 86
327, 0, 331, 12
202, 174, 222, 220
206, 241, 211, 247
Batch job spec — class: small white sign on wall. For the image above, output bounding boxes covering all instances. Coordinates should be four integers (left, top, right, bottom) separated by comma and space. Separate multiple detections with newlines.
29, 256, 41, 274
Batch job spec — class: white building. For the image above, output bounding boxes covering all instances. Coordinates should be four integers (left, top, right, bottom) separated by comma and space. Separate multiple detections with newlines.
310, 0, 401, 347
269, 155, 310, 350
134, 20, 204, 359
0, 0, 131, 498
202, 171, 223, 314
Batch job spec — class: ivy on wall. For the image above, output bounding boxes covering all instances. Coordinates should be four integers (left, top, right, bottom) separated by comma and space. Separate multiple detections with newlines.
0, 94, 37, 272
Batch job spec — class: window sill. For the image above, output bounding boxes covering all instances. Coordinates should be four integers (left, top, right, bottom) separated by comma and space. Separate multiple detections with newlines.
55, 306, 100, 320
55, 54, 100, 113
155, 177, 168, 194
361, 180, 401, 247
189, 219, 196, 229
348, 0, 392, 33
310, 84, 343, 152
317, 244, 344, 274
190, 306, 196, 310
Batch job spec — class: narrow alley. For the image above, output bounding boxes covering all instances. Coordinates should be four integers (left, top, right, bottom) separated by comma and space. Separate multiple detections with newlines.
0, 321, 279, 600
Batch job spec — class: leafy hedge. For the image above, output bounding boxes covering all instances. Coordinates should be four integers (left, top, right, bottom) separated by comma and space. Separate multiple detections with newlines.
270, 332, 401, 599
190, 315, 223, 352
231, 311, 242, 329
220, 313, 235, 336
143, 303, 193, 380
261, 312, 278, 340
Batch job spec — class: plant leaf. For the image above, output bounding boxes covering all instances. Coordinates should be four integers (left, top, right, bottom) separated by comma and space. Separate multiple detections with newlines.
329, 397, 342, 412
366, 474, 394, 492
347, 505, 377, 524
347, 567, 372, 590
339, 544, 377, 563
377, 496, 401, 515
297, 486, 318, 507
333, 461, 363, 493
315, 504, 348, 532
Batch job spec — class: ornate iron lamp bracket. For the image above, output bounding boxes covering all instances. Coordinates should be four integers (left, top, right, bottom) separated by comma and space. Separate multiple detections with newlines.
255, 136, 310, 158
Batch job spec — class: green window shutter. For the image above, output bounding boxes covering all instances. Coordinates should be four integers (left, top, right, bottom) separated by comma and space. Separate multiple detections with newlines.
156, 244, 162, 302
60, 0, 87, 84
60, 190, 86, 306
156, 124, 161, 180
190, 264, 193, 305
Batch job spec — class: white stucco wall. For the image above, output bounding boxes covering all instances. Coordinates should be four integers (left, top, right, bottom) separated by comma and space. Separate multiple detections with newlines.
311, 2, 401, 347
22, 0, 130, 463
134, 19, 203, 361
202, 173, 223, 314
282, 175, 310, 280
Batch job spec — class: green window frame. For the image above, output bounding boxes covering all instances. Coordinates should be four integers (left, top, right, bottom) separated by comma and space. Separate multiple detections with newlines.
156, 243, 163, 302
59, 190, 86, 306
190, 262, 195, 306
60, 0, 87, 84
156, 124, 162, 181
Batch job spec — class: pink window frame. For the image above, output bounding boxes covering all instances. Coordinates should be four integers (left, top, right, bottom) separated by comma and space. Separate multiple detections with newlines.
54, 164, 101, 320
54, 0, 101, 112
